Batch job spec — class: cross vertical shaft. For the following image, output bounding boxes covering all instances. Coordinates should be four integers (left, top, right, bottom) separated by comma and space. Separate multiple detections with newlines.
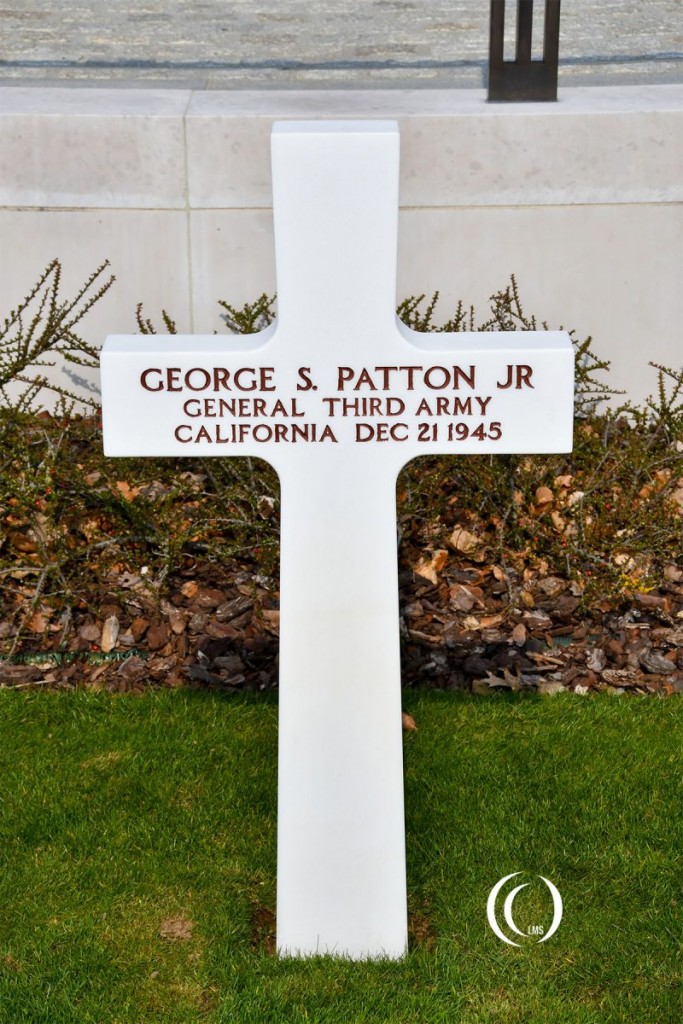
276, 454, 407, 957
271, 123, 408, 957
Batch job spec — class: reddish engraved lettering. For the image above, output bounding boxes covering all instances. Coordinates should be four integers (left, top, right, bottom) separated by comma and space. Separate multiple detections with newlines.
140, 368, 164, 392
296, 367, 317, 391
355, 422, 409, 442
413, 395, 492, 416
417, 423, 438, 442
496, 365, 534, 390
140, 366, 276, 393
182, 397, 303, 418
446, 422, 503, 441
173, 422, 338, 444
322, 397, 406, 417
337, 365, 476, 392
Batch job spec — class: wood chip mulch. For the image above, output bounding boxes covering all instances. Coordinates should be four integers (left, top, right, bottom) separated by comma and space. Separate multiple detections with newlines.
1, 557, 682, 698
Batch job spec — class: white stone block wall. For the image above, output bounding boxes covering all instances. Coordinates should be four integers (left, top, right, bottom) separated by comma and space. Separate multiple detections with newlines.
0, 84, 681, 406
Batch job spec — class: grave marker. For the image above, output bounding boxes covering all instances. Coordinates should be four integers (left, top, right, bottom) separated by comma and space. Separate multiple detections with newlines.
101, 121, 574, 959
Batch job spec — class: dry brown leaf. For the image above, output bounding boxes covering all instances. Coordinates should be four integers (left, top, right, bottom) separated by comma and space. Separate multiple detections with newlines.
79, 623, 101, 643
24, 612, 46, 633
100, 615, 120, 653
414, 549, 448, 585
535, 486, 554, 510
414, 559, 437, 585
566, 490, 585, 508
114, 572, 142, 590
449, 584, 476, 612
9, 531, 38, 554
168, 610, 187, 635
448, 527, 484, 560
550, 511, 566, 533
511, 622, 527, 646
196, 587, 227, 609
527, 650, 565, 668
537, 576, 567, 597
671, 486, 683, 515
146, 623, 168, 651
130, 617, 150, 642
89, 663, 110, 683
432, 550, 448, 574
523, 610, 553, 630
115, 481, 140, 502
80, 516, 104, 543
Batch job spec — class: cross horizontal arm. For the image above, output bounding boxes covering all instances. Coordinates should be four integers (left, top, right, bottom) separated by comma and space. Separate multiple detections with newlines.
101, 326, 574, 465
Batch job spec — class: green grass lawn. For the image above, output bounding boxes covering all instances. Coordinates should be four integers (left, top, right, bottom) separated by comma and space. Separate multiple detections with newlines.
0, 689, 680, 1024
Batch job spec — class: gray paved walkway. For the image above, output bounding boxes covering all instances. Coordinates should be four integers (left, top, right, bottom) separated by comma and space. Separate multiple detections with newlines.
1, 1, 681, 89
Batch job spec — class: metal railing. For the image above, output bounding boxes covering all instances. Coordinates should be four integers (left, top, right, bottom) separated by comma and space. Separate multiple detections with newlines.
488, 0, 561, 101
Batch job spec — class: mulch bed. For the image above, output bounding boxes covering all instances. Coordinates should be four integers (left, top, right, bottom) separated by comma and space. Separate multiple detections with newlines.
2, 554, 682, 697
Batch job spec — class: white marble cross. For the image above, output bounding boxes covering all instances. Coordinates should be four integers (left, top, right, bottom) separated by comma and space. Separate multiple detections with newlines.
101, 121, 573, 959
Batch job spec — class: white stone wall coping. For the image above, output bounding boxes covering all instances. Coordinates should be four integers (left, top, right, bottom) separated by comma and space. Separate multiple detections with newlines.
1, 84, 681, 210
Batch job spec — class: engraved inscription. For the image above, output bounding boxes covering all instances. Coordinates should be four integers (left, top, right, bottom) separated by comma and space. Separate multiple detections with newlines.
133, 362, 540, 447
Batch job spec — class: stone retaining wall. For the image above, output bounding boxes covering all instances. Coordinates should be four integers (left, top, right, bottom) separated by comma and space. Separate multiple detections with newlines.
1, 84, 681, 405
